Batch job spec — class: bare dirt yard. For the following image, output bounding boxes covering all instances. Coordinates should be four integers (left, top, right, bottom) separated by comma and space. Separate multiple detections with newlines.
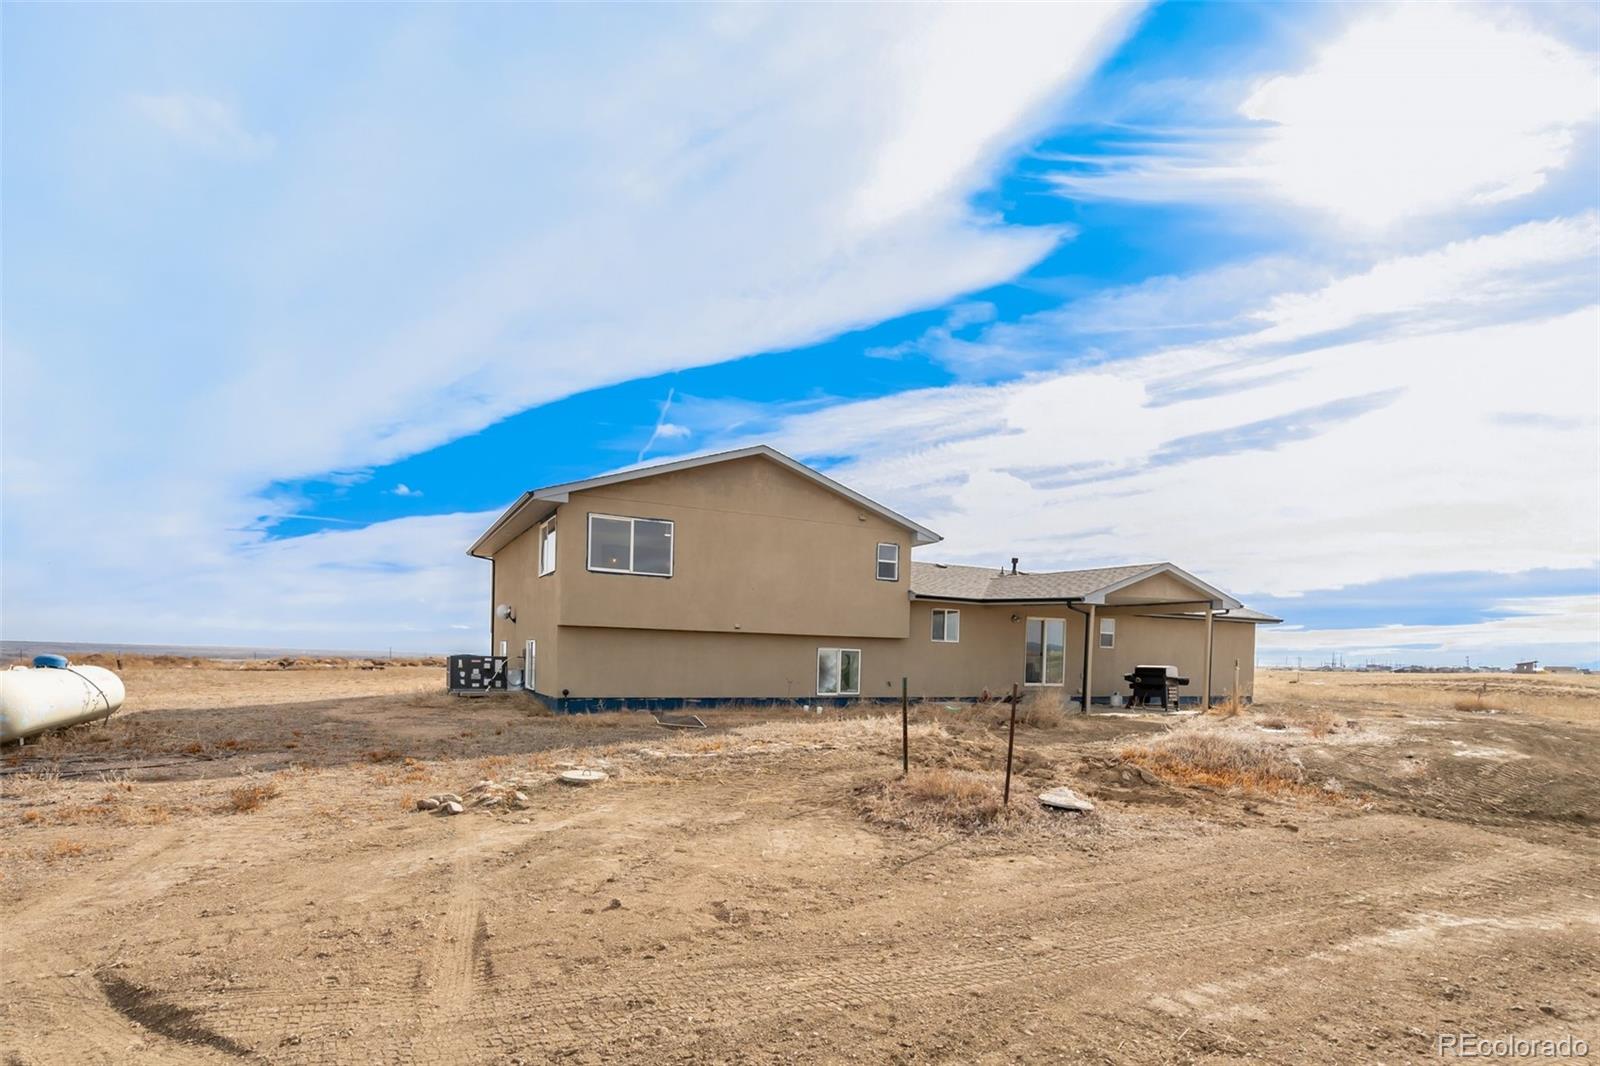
2, 664, 1596, 1064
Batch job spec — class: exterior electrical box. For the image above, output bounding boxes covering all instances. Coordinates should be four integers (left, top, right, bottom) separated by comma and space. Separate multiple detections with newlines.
448, 655, 507, 694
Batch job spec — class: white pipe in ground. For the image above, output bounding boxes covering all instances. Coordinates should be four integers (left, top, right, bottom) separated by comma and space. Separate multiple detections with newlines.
0, 663, 126, 743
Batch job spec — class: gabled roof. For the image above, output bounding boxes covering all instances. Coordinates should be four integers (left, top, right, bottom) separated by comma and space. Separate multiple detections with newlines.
909, 560, 1245, 611
468, 445, 943, 559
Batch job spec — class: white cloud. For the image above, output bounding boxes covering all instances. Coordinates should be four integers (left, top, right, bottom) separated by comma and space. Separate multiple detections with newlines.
1240, 4, 1597, 227
1050, 3, 1598, 229
850, 3, 1136, 228
1258, 595, 1600, 666
391, 484, 422, 498
716, 221, 1599, 617
1249, 213, 1600, 345
130, 92, 273, 158
4, 5, 1137, 649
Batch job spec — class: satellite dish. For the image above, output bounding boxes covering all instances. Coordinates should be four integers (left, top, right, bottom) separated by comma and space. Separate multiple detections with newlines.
495, 604, 515, 621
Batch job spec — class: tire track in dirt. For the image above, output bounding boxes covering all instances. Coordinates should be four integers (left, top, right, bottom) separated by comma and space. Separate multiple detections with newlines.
177, 834, 1593, 1062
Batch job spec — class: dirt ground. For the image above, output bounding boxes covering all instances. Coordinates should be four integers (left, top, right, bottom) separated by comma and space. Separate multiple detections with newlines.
1, 665, 1596, 1064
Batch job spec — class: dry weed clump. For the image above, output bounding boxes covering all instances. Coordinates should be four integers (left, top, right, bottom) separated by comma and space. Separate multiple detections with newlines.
223, 780, 280, 814
1306, 710, 1341, 737
1120, 729, 1313, 796
44, 839, 87, 862
858, 769, 1023, 833
1207, 693, 1247, 719
976, 691, 1067, 730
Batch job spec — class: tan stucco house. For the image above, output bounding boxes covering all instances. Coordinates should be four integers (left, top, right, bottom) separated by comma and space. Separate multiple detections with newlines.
468, 446, 1279, 711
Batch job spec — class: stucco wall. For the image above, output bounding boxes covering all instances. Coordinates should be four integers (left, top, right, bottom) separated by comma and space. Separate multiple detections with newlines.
1091, 612, 1257, 700
542, 602, 1259, 702
555, 456, 912, 639
490, 520, 560, 693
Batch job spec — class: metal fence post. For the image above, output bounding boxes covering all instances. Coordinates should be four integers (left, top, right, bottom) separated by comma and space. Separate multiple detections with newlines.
1003, 682, 1019, 805
901, 676, 909, 777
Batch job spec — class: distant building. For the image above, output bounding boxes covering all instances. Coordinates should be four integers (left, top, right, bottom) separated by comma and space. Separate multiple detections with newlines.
1513, 660, 1538, 673
1543, 665, 1580, 674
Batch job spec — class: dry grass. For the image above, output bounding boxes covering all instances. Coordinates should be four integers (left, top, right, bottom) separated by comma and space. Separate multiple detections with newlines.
858, 769, 1027, 833
1207, 692, 1248, 719
1257, 670, 1598, 724
44, 838, 87, 862
223, 780, 280, 814
1306, 710, 1341, 737
974, 689, 1068, 729
1120, 728, 1315, 797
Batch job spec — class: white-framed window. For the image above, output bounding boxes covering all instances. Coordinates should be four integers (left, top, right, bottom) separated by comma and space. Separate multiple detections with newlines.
816, 648, 861, 696
876, 542, 900, 581
538, 519, 557, 576
931, 608, 960, 643
1099, 617, 1116, 649
1024, 617, 1066, 686
587, 513, 674, 577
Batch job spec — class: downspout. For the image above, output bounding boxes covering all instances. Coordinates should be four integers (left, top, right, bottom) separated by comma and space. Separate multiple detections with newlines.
1068, 601, 1092, 713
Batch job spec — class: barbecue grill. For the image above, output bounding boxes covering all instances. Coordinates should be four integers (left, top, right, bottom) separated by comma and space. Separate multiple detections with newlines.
1124, 664, 1189, 710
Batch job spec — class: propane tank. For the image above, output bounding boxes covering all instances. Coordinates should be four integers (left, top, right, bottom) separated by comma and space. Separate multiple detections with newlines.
0, 657, 126, 742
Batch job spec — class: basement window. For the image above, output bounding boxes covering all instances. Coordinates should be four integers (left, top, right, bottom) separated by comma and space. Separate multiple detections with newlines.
876, 542, 900, 581
587, 513, 673, 577
816, 648, 861, 696
1099, 617, 1115, 649
931, 608, 960, 643
538, 519, 557, 577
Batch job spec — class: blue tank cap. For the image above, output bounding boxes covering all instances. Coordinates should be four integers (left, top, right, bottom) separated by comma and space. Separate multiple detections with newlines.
32, 654, 69, 669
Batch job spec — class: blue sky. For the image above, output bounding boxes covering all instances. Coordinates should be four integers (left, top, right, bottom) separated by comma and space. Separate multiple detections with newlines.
4, 2, 1598, 665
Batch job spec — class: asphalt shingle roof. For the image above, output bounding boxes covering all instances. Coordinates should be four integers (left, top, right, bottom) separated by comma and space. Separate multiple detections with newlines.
909, 561, 1160, 602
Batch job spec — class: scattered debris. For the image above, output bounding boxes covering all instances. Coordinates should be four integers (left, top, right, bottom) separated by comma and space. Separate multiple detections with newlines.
653, 713, 707, 730
1038, 786, 1095, 813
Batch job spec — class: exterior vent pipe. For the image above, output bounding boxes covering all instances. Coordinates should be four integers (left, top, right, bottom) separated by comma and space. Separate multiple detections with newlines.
1010, 557, 1019, 575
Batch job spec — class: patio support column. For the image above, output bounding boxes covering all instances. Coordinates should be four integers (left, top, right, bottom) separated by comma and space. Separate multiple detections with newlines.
1083, 604, 1096, 710
1201, 604, 1214, 708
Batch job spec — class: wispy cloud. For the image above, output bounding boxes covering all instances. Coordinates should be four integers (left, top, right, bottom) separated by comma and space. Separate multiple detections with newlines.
5, 5, 1139, 649
130, 92, 273, 158
1051, 4, 1598, 228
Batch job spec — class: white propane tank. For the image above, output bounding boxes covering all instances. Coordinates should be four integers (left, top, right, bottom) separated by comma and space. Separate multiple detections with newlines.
0, 659, 126, 743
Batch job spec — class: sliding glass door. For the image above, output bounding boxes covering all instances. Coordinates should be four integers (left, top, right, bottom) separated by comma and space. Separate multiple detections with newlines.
1024, 617, 1066, 686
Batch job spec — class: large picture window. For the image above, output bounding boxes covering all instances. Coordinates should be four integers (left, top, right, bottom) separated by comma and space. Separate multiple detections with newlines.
538, 519, 557, 576
876, 542, 900, 581
931, 608, 960, 643
587, 514, 674, 577
1024, 617, 1066, 686
816, 648, 861, 696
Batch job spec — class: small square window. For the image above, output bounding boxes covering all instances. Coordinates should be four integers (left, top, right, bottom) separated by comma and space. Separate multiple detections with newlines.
931, 608, 960, 643
1099, 617, 1116, 649
876, 542, 900, 582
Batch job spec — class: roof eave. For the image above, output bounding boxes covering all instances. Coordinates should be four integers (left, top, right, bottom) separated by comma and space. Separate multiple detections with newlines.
467, 444, 942, 557
1079, 562, 1243, 611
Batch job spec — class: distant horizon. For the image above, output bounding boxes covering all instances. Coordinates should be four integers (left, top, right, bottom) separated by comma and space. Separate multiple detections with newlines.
3, 638, 1591, 675
0, 639, 462, 660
